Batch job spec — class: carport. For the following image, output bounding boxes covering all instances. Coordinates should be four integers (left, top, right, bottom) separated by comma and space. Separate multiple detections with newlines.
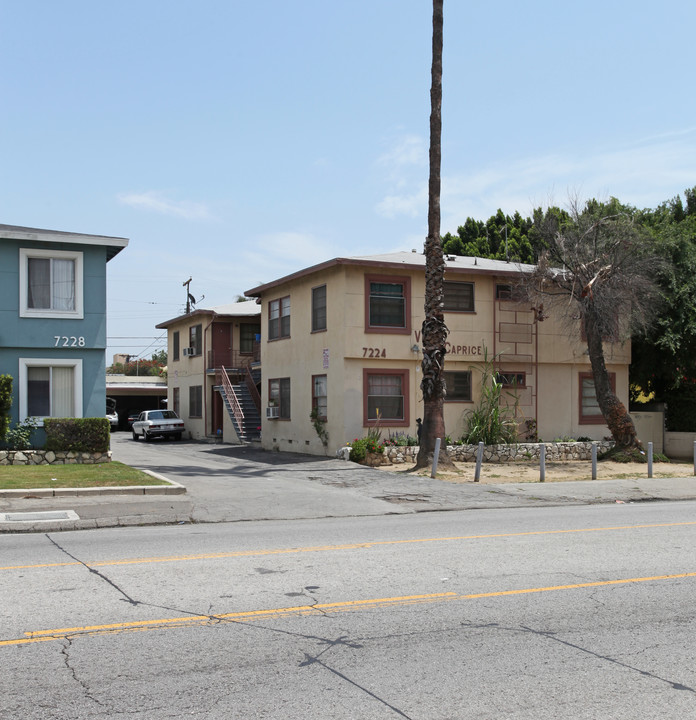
106, 375, 168, 429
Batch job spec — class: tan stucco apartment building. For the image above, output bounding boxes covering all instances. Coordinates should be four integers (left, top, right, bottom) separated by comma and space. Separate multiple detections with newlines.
245, 251, 630, 456
156, 301, 261, 442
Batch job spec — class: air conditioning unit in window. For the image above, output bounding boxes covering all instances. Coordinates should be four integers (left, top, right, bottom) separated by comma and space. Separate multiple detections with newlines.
266, 406, 279, 419
182, 347, 195, 357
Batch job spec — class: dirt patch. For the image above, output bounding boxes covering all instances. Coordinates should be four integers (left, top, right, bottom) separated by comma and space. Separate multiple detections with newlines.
376, 460, 695, 484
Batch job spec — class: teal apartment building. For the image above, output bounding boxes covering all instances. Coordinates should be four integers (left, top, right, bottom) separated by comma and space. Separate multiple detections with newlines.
0, 224, 128, 444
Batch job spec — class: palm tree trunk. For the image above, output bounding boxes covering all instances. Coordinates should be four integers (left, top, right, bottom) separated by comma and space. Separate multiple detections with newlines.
415, 0, 454, 470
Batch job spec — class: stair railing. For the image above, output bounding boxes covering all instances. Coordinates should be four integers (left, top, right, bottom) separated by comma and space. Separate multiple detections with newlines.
245, 365, 261, 415
220, 367, 245, 436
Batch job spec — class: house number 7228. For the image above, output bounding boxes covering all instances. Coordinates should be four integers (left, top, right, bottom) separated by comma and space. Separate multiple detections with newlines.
54, 336, 86, 347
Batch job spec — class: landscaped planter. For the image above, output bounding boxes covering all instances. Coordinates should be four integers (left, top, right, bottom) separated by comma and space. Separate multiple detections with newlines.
0, 450, 112, 466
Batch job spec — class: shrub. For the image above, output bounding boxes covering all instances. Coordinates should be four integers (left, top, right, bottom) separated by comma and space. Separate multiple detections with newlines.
44, 418, 110, 453
385, 431, 409, 447
2, 418, 37, 450
348, 437, 384, 463
462, 350, 519, 445
0, 375, 12, 440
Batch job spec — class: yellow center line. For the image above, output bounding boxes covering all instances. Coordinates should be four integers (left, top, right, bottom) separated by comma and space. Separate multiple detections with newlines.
2, 521, 696, 572
2, 572, 695, 648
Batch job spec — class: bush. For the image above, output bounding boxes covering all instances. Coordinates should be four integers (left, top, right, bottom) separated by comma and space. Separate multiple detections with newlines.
44, 418, 110, 453
2, 418, 36, 450
348, 437, 384, 463
0, 375, 12, 440
463, 350, 519, 445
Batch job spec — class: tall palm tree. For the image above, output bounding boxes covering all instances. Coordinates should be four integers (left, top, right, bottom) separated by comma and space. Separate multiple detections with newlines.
415, 0, 454, 470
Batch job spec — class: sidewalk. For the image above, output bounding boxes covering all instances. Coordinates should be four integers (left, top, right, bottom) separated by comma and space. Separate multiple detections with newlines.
2, 451, 696, 533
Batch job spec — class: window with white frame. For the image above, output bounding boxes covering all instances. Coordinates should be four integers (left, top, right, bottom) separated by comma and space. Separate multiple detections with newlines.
19, 358, 83, 422
19, 248, 84, 318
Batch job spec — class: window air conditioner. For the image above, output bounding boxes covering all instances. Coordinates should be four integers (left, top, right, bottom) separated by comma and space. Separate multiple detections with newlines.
183, 347, 195, 357
266, 406, 280, 419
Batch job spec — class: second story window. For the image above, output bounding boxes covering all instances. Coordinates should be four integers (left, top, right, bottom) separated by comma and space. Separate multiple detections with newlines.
189, 324, 202, 355
240, 323, 260, 354
365, 275, 410, 334
312, 285, 327, 332
20, 248, 83, 318
443, 281, 474, 312
173, 331, 180, 361
269, 296, 290, 340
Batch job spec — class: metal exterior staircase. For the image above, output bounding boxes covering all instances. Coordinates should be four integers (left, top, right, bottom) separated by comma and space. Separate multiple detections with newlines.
216, 367, 261, 442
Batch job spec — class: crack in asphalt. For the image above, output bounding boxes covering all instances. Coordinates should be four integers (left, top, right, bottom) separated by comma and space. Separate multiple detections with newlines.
60, 638, 106, 707
46, 534, 140, 606
522, 624, 696, 693
460, 620, 694, 694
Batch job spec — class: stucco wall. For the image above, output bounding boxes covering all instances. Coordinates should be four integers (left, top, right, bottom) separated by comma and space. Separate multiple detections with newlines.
256, 258, 632, 457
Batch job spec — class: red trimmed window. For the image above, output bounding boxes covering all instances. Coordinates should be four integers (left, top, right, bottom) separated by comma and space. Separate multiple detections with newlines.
363, 369, 409, 426
365, 275, 411, 334
579, 372, 615, 424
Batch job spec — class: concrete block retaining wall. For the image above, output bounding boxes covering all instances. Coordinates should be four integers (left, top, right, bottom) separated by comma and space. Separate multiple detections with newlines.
381, 441, 614, 465
0, 450, 112, 465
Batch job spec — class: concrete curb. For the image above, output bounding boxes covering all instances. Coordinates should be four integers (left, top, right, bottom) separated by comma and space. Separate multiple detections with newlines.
0, 470, 185, 498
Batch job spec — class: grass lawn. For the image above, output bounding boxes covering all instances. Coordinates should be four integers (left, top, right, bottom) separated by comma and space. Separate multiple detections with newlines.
0, 462, 167, 490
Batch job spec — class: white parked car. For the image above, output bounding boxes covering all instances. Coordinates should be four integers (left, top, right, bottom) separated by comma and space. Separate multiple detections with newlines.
106, 398, 119, 431
131, 410, 185, 441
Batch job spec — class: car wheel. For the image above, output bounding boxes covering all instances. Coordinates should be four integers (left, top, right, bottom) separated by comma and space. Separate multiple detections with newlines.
132, 431, 138, 441
144, 432, 151, 442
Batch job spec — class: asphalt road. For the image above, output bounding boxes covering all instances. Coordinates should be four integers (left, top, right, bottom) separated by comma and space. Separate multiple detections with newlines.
3, 500, 695, 718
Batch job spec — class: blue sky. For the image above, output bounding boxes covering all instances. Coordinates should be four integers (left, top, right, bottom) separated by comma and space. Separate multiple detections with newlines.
2, 1, 695, 362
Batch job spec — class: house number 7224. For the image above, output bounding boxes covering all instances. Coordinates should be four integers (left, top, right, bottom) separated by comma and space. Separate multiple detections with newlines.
54, 336, 86, 347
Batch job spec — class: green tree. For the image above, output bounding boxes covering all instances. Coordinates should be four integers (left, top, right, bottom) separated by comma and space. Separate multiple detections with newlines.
151, 349, 167, 365
631, 189, 696, 401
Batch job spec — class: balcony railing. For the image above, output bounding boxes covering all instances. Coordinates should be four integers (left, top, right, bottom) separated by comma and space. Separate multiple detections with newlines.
207, 344, 260, 371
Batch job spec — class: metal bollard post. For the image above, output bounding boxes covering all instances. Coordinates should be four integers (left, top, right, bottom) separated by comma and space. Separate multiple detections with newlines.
592, 442, 597, 480
647, 441, 653, 479
474, 441, 484, 482
540, 443, 546, 482
431, 437, 441, 478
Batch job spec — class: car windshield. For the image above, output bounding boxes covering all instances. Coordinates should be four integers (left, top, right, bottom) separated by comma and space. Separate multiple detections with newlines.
147, 410, 178, 420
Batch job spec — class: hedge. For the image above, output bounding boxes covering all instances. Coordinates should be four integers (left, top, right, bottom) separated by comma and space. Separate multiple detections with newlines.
44, 418, 111, 453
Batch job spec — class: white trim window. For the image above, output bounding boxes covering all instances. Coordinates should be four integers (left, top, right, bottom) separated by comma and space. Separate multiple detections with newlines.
19, 358, 83, 423
19, 248, 84, 319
